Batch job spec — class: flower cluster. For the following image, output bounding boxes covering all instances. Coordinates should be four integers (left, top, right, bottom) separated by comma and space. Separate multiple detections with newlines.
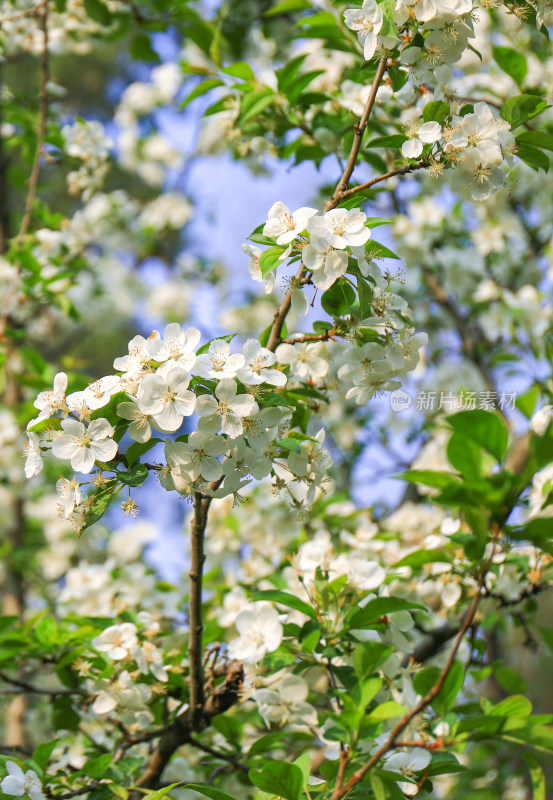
24, 323, 337, 526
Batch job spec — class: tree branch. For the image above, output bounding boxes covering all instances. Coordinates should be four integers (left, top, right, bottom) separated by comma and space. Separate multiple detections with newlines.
0, 0, 49, 340
189, 493, 207, 730
329, 538, 496, 800
338, 161, 427, 201
0, 670, 85, 696
326, 54, 388, 211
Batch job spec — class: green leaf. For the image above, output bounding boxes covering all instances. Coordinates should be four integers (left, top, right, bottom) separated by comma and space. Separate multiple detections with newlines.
321, 278, 356, 317
413, 661, 464, 715
83, 0, 111, 24
495, 666, 528, 695
146, 784, 184, 800
348, 597, 426, 629
180, 78, 224, 109
422, 100, 450, 124
447, 431, 482, 478
516, 130, 553, 152
129, 33, 160, 62
83, 754, 114, 778
522, 753, 546, 800
221, 62, 255, 81
366, 134, 407, 149
397, 469, 461, 490
489, 695, 533, 717
35, 617, 58, 648
117, 463, 149, 487
184, 785, 237, 800
250, 590, 317, 620
293, 753, 310, 786
501, 94, 548, 129
517, 143, 550, 172
393, 549, 452, 568
240, 90, 275, 123
32, 739, 59, 772
259, 246, 287, 276
515, 386, 540, 418
447, 409, 509, 463
265, 0, 312, 16
493, 46, 527, 85
125, 438, 161, 468
367, 700, 406, 722
249, 761, 304, 800
353, 642, 395, 680
357, 276, 373, 318
388, 66, 408, 91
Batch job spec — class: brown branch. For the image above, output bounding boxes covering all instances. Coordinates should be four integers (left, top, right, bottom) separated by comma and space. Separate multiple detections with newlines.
189, 493, 207, 730
280, 325, 337, 344
338, 161, 427, 201
187, 736, 248, 773
0, 670, 85, 696
326, 54, 388, 211
134, 660, 244, 792
329, 535, 498, 800
266, 262, 307, 352
0, 0, 49, 340
0, 2, 45, 24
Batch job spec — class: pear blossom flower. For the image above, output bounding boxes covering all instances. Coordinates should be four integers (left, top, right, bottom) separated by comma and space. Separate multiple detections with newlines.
253, 674, 318, 727
92, 622, 138, 660
530, 405, 553, 436
91, 669, 151, 715
276, 341, 329, 381
402, 120, 441, 158
196, 378, 259, 438
113, 333, 160, 386
344, 0, 383, 61
166, 430, 227, 481
51, 417, 118, 473
31, 372, 68, 423
301, 243, 348, 290
227, 602, 283, 663
194, 339, 245, 380
131, 641, 168, 681
263, 201, 318, 245
137, 362, 195, 432
23, 432, 43, 478
147, 323, 200, 371
242, 243, 275, 293
56, 475, 83, 518
66, 375, 121, 416
384, 748, 432, 796
309, 209, 371, 250
117, 397, 152, 442
1, 762, 45, 800
237, 340, 287, 386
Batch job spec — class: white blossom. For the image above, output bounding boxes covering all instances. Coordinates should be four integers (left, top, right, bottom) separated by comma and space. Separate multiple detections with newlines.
227, 602, 283, 663
344, 0, 383, 61
1, 762, 45, 800
263, 201, 317, 245
51, 417, 118, 473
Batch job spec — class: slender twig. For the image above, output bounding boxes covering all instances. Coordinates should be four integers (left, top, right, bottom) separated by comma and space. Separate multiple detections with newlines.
188, 736, 248, 772
326, 54, 388, 211
189, 493, 207, 730
266, 262, 306, 352
338, 161, 427, 201
329, 534, 499, 800
0, 0, 49, 339
280, 326, 337, 344
0, 2, 44, 24
0, 669, 85, 697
